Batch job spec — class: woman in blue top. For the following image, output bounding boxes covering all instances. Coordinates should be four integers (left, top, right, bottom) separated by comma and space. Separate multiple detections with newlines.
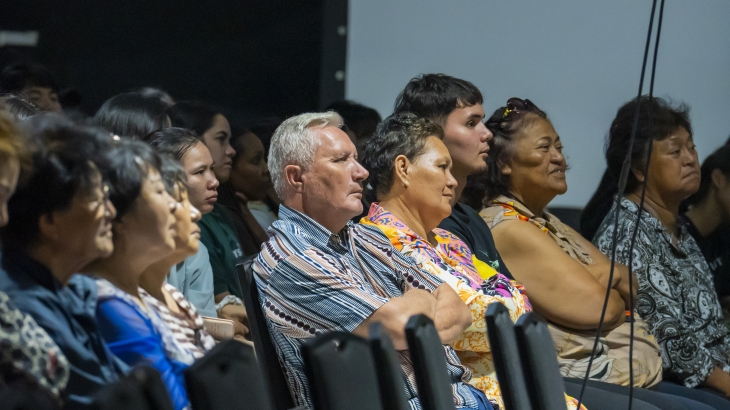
86, 139, 194, 410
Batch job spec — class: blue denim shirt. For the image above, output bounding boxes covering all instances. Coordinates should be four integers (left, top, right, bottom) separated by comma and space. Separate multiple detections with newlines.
0, 250, 125, 409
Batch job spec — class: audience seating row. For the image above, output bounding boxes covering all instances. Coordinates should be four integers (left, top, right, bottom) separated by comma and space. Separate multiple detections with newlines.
88, 258, 568, 410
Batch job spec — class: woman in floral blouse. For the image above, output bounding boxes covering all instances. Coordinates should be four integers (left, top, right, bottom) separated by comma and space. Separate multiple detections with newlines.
591, 96, 730, 405
360, 112, 582, 410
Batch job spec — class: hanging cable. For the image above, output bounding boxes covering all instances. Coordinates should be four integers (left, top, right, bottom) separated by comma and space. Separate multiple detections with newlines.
625, 2, 666, 408
575, 1, 665, 408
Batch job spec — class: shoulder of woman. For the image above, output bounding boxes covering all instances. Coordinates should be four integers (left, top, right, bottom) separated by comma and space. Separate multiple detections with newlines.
480, 202, 521, 228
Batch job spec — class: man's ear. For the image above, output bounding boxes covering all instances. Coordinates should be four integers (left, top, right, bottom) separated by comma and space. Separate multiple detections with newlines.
284, 164, 304, 193
393, 155, 411, 188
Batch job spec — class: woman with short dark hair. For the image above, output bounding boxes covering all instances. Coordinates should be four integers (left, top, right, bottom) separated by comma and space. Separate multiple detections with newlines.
138, 156, 216, 358
361, 112, 564, 410
0, 114, 121, 408
85, 139, 191, 410
0, 109, 69, 408
592, 97, 730, 402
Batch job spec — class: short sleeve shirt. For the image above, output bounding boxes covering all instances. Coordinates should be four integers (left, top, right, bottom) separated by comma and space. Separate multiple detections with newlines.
166, 243, 216, 318
253, 206, 479, 410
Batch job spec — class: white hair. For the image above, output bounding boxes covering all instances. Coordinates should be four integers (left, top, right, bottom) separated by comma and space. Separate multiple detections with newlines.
268, 111, 344, 199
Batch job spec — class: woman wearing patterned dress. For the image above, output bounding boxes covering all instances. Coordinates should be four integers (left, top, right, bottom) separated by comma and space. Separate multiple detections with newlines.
591, 96, 730, 407
360, 112, 582, 410
138, 156, 215, 357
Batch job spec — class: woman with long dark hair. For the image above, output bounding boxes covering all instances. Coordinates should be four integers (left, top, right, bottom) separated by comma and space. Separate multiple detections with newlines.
592, 97, 730, 403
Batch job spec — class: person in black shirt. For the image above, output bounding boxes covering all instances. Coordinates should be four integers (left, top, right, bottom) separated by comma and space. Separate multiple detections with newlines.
681, 143, 730, 314
392, 74, 511, 278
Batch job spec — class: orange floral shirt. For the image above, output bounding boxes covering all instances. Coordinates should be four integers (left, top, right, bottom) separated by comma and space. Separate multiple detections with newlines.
362, 203, 585, 410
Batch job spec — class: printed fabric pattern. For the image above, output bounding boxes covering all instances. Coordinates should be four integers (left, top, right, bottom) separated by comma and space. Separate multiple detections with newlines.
363, 203, 585, 410
0, 290, 70, 398
140, 284, 216, 360
481, 196, 663, 388
593, 198, 730, 388
253, 205, 479, 410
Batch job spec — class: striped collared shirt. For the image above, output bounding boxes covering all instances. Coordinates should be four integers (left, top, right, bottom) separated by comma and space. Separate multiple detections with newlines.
253, 206, 478, 410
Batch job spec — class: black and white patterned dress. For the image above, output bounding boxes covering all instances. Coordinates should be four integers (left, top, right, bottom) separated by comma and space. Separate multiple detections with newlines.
0, 290, 69, 398
593, 198, 730, 388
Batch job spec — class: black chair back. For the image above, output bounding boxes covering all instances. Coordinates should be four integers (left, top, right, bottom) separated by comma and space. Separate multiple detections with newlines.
368, 323, 411, 410
0, 378, 59, 410
184, 339, 274, 410
404, 314, 456, 410
485, 302, 533, 410
302, 331, 384, 410
514, 313, 568, 410
237, 257, 297, 410
92, 366, 172, 410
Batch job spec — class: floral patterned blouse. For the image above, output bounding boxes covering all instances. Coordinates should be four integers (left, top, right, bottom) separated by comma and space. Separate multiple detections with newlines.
593, 198, 730, 388
362, 203, 585, 410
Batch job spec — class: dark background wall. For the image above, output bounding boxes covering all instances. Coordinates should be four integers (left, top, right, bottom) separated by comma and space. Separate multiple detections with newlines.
0, 0, 345, 123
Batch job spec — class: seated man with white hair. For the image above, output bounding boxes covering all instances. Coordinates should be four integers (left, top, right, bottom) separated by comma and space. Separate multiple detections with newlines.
253, 111, 492, 410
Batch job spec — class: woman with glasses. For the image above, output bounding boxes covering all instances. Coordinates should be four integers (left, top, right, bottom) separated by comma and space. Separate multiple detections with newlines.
0, 114, 122, 408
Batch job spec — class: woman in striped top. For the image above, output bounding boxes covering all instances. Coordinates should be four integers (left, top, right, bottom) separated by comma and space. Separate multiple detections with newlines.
138, 156, 215, 358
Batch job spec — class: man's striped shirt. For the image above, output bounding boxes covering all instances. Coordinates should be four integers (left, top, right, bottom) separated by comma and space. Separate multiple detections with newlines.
253, 206, 478, 410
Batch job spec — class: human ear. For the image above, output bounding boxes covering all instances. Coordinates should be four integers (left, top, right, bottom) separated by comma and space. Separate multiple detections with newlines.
284, 164, 304, 193
631, 167, 645, 183
37, 214, 59, 243
711, 169, 727, 191
500, 162, 512, 176
393, 155, 410, 188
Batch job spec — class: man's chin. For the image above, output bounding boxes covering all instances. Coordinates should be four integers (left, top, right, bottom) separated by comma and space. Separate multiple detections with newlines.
469, 161, 488, 175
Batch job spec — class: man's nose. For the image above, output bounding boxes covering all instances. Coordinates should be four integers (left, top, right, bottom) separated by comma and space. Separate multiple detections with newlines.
477, 122, 491, 142
353, 162, 369, 181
